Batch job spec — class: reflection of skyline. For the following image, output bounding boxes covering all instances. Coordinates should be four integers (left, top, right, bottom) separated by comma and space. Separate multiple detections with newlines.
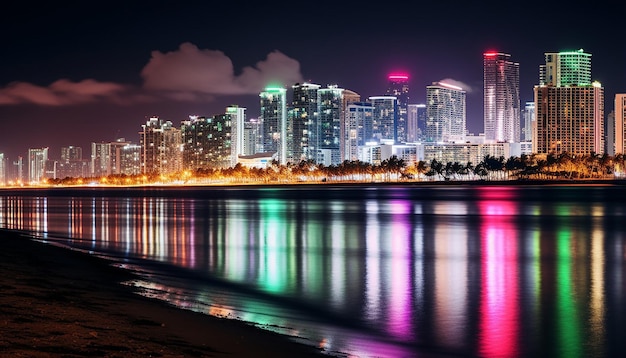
1, 187, 626, 357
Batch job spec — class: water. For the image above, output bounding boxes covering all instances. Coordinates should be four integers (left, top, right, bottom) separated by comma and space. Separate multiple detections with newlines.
1, 183, 626, 357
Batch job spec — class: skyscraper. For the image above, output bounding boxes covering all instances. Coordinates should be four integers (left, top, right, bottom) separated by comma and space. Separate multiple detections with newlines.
181, 114, 232, 170
28, 147, 48, 183
522, 102, 535, 142
259, 86, 287, 164
369, 96, 398, 144
425, 82, 466, 143
407, 103, 426, 142
289, 82, 320, 163
139, 117, 183, 175
540, 49, 592, 87
226, 105, 246, 168
534, 49, 604, 155
318, 85, 350, 165
615, 94, 626, 155
483, 52, 520, 143
386, 74, 410, 143
344, 101, 373, 161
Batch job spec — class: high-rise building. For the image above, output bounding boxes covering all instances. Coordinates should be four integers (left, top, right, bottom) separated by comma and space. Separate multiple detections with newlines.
369, 96, 398, 144
483, 52, 520, 143
425, 82, 466, 143
522, 102, 535, 142
344, 101, 373, 162
317, 85, 358, 165
91, 142, 112, 177
61, 146, 82, 162
243, 118, 262, 156
540, 49, 592, 87
181, 114, 232, 170
386, 74, 410, 143
57, 145, 88, 179
0, 153, 5, 185
260, 87, 287, 164
289, 82, 320, 163
534, 49, 604, 155
407, 104, 427, 142
226, 105, 246, 167
139, 117, 183, 175
118, 143, 141, 175
28, 147, 48, 183
615, 94, 626, 155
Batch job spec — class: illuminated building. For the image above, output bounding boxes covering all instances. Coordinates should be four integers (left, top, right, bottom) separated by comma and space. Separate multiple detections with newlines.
344, 102, 373, 161
317, 86, 359, 165
28, 147, 48, 183
540, 49, 592, 87
118, 143, 141, 175
369, 96, 398, 144
56, 145, 89, 178
386, 74, 410, 143
260, 86, 287, 165
425, 82, 466, 143
139, 117, 183, 175
11, 156, 23, 184
243, 118, 262, 156
227, 105, 246, 167
615, 94, 626, 155
407, 103, 427, 142
181, 113, 232, 170
0, 153, 5, 185
289, 82, 320, 163
483, 52, 520, 143
522, 102, 535, 142
91, 142, 112, 177
533, 49, 604, 155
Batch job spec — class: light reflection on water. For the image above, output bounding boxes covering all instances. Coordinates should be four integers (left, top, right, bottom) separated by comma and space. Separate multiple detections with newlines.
2, 184, 626, 357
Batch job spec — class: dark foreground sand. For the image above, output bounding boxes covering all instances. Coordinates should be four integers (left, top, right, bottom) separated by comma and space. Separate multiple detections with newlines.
0, 229, 328, 357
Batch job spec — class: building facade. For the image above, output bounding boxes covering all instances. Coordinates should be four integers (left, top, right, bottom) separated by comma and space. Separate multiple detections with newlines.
615, 94, 626, 155
289, 82, 320, 163
181, 114, 232, 170
483, 52, 520, 143
28, 147, 48, 183
260, 87, 287, 164
139, 117, 183, 175
533, 49, 604, 156
386, 74, 410, 143
407, 103, 426, 142
425, 82, 466, 143
344, 101, 373, 162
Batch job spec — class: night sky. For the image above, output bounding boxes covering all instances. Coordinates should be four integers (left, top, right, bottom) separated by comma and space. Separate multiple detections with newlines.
1, 1, 622, 160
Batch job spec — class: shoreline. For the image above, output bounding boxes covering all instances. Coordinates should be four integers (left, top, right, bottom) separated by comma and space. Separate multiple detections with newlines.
0, 229, 328, 357
1, 177, 626, 194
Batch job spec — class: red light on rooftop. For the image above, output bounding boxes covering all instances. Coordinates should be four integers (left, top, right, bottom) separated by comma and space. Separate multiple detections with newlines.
388, 74, 409, 80
484, 52, 497, 57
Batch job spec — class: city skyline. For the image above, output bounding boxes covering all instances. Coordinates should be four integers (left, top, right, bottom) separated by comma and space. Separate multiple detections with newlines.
0, 1, 622, 160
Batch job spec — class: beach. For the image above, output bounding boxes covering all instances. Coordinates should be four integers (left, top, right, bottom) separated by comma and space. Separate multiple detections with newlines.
0, 229, 327, 357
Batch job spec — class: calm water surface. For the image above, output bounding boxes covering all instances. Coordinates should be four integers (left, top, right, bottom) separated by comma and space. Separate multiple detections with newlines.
1, 184, 626, 358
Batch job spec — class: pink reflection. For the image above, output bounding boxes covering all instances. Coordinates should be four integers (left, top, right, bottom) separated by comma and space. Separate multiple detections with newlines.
478, 187, 520, 357
478, 187, 518, 216
387, 200, 412, 339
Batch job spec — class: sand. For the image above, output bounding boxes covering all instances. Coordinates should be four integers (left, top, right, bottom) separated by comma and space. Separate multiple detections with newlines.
0, 229, 328, 357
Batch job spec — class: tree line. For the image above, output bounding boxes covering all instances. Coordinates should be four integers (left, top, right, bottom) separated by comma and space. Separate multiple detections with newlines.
42, 151, 626, 186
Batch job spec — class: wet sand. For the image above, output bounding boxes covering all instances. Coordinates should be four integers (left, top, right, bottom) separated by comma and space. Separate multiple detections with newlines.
0, 229, 328, 357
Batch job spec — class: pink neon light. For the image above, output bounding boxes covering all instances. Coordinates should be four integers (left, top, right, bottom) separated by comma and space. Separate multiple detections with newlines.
388, 74, 409, 80
484, 52, 498, 57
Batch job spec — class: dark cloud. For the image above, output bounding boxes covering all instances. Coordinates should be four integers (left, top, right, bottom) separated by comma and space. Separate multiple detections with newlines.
0, 43, 305, 106
140, 42, 303, 97
0, 79, 126, 106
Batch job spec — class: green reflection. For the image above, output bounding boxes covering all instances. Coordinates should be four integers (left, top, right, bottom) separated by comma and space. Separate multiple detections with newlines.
556, 229, 582, 358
